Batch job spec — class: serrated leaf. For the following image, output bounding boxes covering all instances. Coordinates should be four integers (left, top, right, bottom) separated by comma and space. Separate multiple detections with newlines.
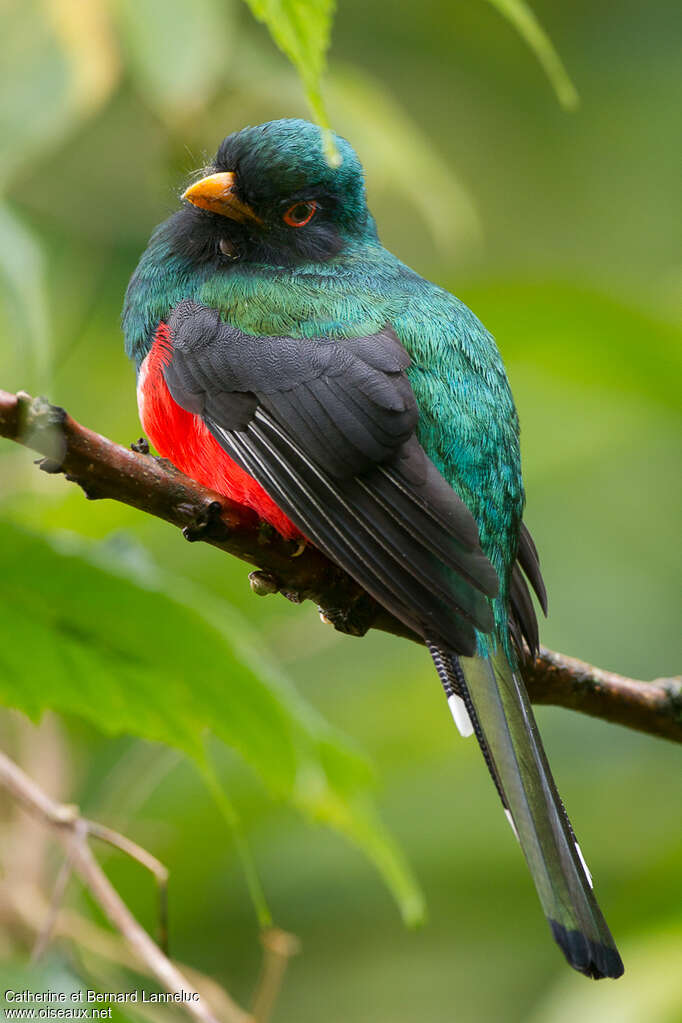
0, 523, 423, 924
486, 0, 579, 110
114, 0, 232, 121
241, 0, 335, 134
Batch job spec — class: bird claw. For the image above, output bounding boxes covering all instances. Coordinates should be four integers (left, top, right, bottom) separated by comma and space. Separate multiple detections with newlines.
316, 603, 372, 637
257, 521, 276, 545
249, 570, 280, 596
36, 457, 63, 474
182, 500, 223, 542
131, 436, 150, 454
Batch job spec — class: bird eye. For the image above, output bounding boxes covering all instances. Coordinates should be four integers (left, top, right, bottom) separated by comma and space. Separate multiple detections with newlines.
283, 201, 318, 227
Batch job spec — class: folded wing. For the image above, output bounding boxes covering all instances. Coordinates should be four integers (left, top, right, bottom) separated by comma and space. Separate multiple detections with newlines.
163, 300, 500, 655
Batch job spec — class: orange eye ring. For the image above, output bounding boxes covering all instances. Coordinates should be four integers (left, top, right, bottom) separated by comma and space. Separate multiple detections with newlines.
283, 201, 318, 228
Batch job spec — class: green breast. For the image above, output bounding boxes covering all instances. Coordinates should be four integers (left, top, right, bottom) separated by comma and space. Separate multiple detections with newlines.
124, 236, 524, 639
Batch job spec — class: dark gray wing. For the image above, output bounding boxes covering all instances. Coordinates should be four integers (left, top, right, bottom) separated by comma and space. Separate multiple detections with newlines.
164, 300, 500, 654
509, 522, 548, 657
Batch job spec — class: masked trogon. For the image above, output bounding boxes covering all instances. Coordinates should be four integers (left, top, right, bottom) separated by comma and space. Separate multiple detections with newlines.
123, 118, 623, 979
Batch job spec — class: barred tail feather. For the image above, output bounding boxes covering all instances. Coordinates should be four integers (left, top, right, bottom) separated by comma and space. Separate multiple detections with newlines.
430, 643, 624, 980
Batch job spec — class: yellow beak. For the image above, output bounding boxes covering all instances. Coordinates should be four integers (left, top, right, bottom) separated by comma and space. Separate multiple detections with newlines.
182, 172, 262, 224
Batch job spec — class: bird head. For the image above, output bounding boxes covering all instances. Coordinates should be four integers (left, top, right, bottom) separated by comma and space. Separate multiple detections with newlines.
174, 119, 376, 267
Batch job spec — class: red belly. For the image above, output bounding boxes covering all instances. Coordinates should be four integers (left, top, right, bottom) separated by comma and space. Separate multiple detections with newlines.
137, 323, 300, 539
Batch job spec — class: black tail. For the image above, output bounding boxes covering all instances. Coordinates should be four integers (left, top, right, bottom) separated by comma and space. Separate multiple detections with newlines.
429, 642, 624, 980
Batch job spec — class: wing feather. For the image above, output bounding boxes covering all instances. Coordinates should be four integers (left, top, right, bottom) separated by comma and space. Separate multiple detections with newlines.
518, 522, 548, 615
510, 563, 540, 655
164, 300, 501, 653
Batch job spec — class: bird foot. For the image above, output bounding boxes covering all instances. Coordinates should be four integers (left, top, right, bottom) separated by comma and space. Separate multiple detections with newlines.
248, 570, 280, 596
130, 436, 150, 454
257, 521, 276, 545
316, 598, 375, 637
36, 456, 63, 474
182, 500, 223, 542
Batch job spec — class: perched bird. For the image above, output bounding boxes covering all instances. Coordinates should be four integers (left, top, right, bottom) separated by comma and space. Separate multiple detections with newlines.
123, 118, 623, 979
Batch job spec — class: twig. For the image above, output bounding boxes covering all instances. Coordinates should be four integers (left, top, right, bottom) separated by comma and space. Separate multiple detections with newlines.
86, 820, 170, 953
0, 749, 245, 1023
2, 881, 252, 1023
2, 712, 70, 892
86, 820, 168, 885
0, 388, 680, 744
251, 929, 300, 1023
31, 843, 77, 963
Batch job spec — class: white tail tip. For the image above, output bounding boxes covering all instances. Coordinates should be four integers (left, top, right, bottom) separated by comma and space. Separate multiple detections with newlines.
447, 693, 474, 737
505, 808, 520, 841
575, 841, 594, 888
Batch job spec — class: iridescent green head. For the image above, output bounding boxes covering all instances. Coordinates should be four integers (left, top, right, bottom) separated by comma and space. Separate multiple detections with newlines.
173, 118, 377, 266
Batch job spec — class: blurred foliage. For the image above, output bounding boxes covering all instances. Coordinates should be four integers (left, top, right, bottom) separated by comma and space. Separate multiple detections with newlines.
0, 205, 50, 389
241, 0, 336, 134
486, 0, 578, 109
0, 522, 422, 926
114, 0, 233, 122
0, 0, 681, 1021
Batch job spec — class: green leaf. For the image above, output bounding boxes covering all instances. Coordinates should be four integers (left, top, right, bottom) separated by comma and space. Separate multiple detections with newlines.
0, 523, 423, 925
217, 48, 480, 249
486, 0, 579, 110
241, 0, 335, 144
114, 0, 233, 121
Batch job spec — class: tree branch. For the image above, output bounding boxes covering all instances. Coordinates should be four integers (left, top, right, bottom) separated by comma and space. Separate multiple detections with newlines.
1, 388, 679, 744
0, 748, 239, 1023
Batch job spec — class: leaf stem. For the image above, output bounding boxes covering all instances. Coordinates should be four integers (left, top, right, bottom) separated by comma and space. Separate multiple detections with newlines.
199, 747, 273, 930
486, 0, 579, 109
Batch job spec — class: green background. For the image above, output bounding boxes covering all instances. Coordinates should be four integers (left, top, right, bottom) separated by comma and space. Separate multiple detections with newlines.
1, 1, 680, 1021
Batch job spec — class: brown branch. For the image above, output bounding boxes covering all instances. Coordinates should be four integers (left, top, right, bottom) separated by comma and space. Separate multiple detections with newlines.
1, 388, 680, 744
528, 648, 681, 744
